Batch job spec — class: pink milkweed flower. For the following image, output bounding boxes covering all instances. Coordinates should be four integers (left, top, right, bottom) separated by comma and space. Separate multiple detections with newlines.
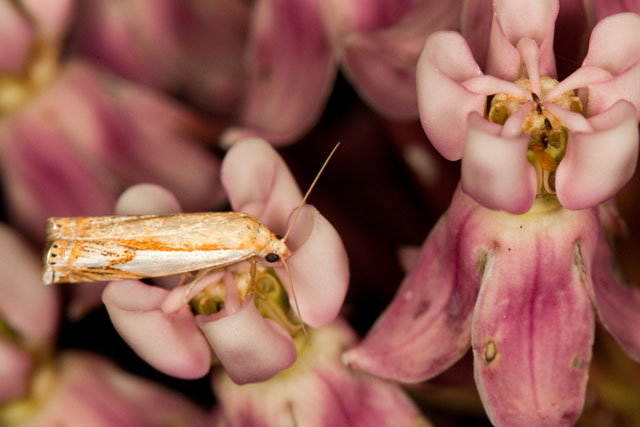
102, 138, 349, 384
345, 1, 640, 425
0, 1, 222, 240
213, 318, 429, 427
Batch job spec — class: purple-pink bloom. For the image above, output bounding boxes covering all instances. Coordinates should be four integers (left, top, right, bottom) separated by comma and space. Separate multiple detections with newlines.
345, 1, 640, 425
214, 319, 429, 427
102, 139, 349, 384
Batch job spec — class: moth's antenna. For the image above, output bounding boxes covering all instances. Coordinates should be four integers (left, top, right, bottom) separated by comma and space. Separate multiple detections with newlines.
282, 142, 340, 244
280, 258, 307, 338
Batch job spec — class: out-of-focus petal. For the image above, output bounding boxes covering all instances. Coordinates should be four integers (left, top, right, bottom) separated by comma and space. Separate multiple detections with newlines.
556, 100, 639, 210
115, 184, 182, 216
461, 112, 536, 214
0, 225, 59, 343
416, 31, 486, 160
23, 0, 74, 38
344, 188, 484, 382
221, 138, 302, 234
215, 319, 427, 427
472, 206, 598, 427
588, 235, 640, 361
0, 2, 33, 72
485, 0, 558, 81
275, 205, 348, 328
591, 0, 640, 21
23, 352, 210, 427
340, 0, 462, 119
581, 13, 640, 118
102, 280, 211, 379
222, 0, 336, 146
196, 298, 296, 385
461, 0, 493, 68
0, 340, 32, 403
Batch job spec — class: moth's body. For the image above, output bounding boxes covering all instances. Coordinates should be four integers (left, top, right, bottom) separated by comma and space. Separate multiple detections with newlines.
42, 212, 290, 284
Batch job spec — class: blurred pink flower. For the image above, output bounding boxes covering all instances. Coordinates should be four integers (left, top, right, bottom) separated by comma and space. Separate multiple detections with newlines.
418, 2, 639, 214
102, 139, 349, 384
345, 1, 640, 425
0, 2, 223, 240
214, 319, 429, 427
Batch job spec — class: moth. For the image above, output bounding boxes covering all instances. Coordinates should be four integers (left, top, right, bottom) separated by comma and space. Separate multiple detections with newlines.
42, 143, 339, 323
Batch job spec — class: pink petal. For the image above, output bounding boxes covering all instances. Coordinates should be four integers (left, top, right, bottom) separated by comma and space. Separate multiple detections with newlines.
344, 188, 484, 382
323, 0, 413, 34
274, 205, 349, 328
416, 31, 486, 160
556, 100, 639, 210
472, 206, 599, 427
196, 297, 296, 385
223, 0, 336, 146
461, 112, 536, 214
215, 319, 427, 426
0, 225, 59, 342
461, 0, 493, 68
588, 234, 640, 360
581, 13, 640, 118
340, 0, 462, 119
0, 340, 33, 403
27, 352, 210, 427
221, 138, 302, 234
102, 280, 211, 379
0, 2, 33, 72
23, 0, 74, 38
485, 0, 558, 81
115, 184, 182, 215
592, 0, 640, 20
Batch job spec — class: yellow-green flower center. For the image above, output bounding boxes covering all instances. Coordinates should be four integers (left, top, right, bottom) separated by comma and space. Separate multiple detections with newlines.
487, 77, 583, 198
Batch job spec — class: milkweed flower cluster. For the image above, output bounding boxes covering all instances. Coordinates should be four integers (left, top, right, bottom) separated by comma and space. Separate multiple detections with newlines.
345, 1, 640, 425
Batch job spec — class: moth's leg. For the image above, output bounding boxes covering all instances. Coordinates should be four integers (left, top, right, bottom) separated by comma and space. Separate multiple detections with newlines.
249, 257, 257, 291
183, 267, 217, 305
178, 271, 196, 287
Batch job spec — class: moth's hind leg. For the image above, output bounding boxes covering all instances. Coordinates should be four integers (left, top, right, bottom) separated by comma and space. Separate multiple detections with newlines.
182, 267, 219, 305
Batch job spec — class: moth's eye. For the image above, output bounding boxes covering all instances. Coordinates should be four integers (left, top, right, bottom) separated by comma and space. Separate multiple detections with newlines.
265, 252, 280, 263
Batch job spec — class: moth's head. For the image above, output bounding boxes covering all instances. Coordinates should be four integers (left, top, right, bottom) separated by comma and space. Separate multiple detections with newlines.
264, 238, 291, 263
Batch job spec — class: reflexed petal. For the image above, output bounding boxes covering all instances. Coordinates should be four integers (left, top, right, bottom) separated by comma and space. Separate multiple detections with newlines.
0, 225, 59, 342
222, 0, 336, 146
275, 205, 349, 328
556, 101, 639, 210
215, 320, 427, 426
589, 235, 640, 360
196, 298, 296, 385
472, 206, 598, 427
221, 138, 302, 234
417, 31, 486, 160
581, 13, 640, 118
0, 340, 33, 403
461, 113, 536, 214
486, 0, 558, 80
341, 0, 462, 119
115, 184, 182, 215
102, 281, 211, 379
323, 0, 413, 34
26, 352, 210, 427
344, 188, 484, 382
0, 1, 33, 72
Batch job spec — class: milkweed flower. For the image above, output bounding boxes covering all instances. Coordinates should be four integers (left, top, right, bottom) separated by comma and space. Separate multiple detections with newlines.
213, 319, 429, 427
345, 1, 640, 425
102, 138, 349, 384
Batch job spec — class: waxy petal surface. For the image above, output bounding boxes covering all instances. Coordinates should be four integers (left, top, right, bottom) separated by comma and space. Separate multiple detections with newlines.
275, 205, 349, 328
114, 183, 182, 216
102, 280, 211, 379
222, 0, 336, 146
556, 100, 639, 210
485, 0, 558, 81
589, 235, 640, 360
197, 298, 296, 385
462, 112, 537, 214
581, 13, 640, 118
221, 138, 302, 234
472, 206, 599, 427
345, 188, 485, 382
417, 31, 485, 160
